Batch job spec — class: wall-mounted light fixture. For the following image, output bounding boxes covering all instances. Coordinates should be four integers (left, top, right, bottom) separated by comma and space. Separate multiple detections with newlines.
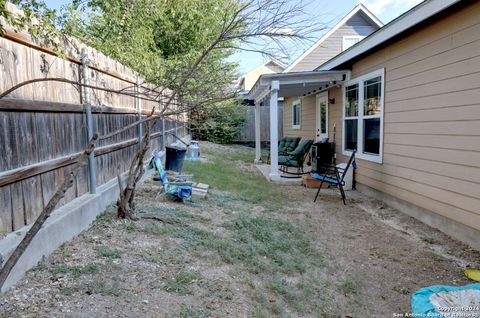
329, 98, 335, 104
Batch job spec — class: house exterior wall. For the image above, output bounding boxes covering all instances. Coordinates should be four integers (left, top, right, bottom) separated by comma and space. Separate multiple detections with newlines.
283, 95, 316, 139
342, 1, 480, 232
326, 87, 347, 161
289, 12, 379, 72
283, 88, 345, 147
242, 63, 284, 91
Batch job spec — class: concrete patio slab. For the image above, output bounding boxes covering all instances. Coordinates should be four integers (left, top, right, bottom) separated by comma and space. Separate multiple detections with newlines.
255, 164, 304, 185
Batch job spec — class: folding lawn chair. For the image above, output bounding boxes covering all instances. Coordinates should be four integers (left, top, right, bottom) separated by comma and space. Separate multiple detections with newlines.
311, 150, 356, 205
148, 152, 193, 200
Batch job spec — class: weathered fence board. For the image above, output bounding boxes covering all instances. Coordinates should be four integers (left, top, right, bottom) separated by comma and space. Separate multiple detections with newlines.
10, 183, 24, 230
22, 176, 43, 225
0, 186, 13, 233
0, 113, 9, 171
35, 112, 56, 162
0, 106, 181, 233
75, 165, 89, 198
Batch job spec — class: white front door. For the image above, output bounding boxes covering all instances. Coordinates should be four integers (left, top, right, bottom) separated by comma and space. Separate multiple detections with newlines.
316, 92, 328, 142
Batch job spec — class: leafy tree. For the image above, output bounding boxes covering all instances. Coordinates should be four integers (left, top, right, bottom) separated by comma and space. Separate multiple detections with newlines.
67, 0, 243, 141
61, 0, 239, 93
1, 0, 65, 50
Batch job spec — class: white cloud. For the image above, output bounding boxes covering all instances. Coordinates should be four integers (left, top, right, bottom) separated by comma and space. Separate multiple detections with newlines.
360, 0, 423, 15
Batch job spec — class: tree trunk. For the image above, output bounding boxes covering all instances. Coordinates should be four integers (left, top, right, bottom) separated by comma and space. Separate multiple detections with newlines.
117, 123, 152, 219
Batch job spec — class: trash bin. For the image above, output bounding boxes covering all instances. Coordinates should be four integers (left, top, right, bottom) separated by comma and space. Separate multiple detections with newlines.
165, 146, 187, 172
312, 141, 334, 173
336, 163, 353, 190
185, 141, 200, 161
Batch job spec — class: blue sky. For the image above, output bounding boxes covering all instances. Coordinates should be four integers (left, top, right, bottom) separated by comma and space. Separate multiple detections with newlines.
43, 0, 423, 74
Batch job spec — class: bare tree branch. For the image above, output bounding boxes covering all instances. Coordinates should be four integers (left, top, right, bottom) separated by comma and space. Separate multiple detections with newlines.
0, 134, 99, 291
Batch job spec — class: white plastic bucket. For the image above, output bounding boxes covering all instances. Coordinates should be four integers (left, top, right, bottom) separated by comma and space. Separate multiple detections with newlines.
336, 163, 353, 190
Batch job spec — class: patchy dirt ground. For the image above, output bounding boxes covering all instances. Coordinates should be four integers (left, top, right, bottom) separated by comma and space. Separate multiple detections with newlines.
1, 142, 479, 318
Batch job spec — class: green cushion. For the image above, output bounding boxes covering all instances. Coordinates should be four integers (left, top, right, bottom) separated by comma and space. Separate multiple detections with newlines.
278, 155, 288, 163
290, 139, 313, 157
278, 155, 299, 167
278, 137, 300, 154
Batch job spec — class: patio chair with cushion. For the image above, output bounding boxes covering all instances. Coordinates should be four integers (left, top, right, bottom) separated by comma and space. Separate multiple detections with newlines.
267, 136, 301, 162
311, 150, 356, 205
278, 139, 314, 174
278, 136, 301, 155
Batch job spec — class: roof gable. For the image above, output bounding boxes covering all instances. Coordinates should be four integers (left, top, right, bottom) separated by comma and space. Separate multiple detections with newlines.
319, 0, 462, 70
238, 58, 286, 91
284, 3, 383, 73
241, 58, 286, 78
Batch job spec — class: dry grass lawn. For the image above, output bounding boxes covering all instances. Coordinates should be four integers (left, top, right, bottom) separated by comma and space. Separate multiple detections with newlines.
1, 142, 479, 317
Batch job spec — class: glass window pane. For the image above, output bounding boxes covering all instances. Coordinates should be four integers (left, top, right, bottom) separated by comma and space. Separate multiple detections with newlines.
363, 118, 380, 154
345, 84, 358, 117
320, 101, 326, 134
293, 104, 300, 126
344, 119, 357, 151
365, 76, 381, 86
364, 76, 381, 116
293, 105, 297, 124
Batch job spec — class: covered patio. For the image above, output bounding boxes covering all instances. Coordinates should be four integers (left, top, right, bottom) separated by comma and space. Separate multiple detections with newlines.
248, 70, 350, 181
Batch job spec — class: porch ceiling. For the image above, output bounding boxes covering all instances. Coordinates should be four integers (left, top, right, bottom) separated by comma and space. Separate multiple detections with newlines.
248, 70, 350, 103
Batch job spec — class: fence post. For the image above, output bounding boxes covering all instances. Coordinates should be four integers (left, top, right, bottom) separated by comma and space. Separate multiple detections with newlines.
254, 103, 261, 164
135, 76, 142, 143
162, 118, 166, 151
81, 48, 97, 194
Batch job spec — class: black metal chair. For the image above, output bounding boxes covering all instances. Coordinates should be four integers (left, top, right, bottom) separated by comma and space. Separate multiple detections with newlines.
311, 150, 356, 205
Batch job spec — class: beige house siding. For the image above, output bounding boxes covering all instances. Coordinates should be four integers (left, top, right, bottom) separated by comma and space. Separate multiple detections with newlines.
283, 96, 316, 140
282, 88, 347, 159
344, 1, 480, 231
241, 62, 284, 91
325, 87, 349, 163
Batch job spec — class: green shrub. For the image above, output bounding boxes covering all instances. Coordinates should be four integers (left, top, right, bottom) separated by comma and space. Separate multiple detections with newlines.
191, 99, 246, 144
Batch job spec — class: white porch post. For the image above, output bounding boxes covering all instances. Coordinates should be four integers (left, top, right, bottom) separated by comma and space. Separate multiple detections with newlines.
254, 101, 261, 164
269, 80, 280, 181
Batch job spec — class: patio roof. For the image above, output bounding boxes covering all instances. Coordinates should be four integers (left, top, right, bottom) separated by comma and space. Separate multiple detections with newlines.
248, 70, 350, 103
248, 69, 350, 181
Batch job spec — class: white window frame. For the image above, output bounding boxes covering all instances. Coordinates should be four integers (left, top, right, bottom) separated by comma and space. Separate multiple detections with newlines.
316, 92, 329, 140
342, 35, 364, 51
342, 68, 384, 163
292, 99, 301, 129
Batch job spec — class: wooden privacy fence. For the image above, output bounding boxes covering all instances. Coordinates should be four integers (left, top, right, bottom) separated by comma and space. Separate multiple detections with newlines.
236, 105, 283, 143
0, 14, 187, 235
0, 100, 185, 233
